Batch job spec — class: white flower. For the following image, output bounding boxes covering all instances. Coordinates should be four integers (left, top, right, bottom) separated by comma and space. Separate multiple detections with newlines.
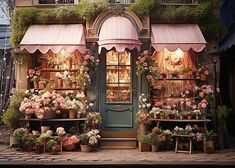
143, 98, 147, 102
46, 130, 53, 136
89, 103, 94, 107
146, 103, 151, 108
142, 104, 146, 109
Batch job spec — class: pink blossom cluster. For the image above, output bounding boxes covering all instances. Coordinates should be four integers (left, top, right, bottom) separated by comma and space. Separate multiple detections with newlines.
199, 85, 213, 97
62, 135, 80, 147
197, 65, 209, 76
136, 111, 150, 124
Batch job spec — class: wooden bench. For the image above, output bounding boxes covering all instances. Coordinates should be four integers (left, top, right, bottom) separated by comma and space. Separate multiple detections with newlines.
173, 134, 195, 154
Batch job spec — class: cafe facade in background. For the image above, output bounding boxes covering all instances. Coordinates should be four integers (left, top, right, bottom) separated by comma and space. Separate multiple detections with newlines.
12, 0, 220, 149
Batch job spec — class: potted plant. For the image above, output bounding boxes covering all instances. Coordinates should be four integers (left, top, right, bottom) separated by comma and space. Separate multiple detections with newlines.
47, 137, 60, 154
203, 130, 217, 153
62, 135, 80, 151
86, 112, 102, 130
149, 133, 159, 152
12, 128, 29, 150
138, 133, 151, 152
2, 91, 25, 147
79, 129, 100, 152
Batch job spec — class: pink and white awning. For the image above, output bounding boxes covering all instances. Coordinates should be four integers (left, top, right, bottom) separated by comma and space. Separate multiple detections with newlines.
20, 24, 86, 54
98, 16, 140, 53
151, 24, 207, 52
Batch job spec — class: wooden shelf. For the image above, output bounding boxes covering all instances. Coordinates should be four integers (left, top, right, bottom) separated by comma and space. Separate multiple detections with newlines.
20, 118, 87, 121
157, 78, 200, 81
40, 69, 79, 72
149, 119, 211, 122
151, 96, 198, 99
34, 88, 82, 90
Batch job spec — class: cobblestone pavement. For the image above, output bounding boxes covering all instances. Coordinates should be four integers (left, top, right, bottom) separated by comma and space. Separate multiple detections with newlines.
0, 145, 235, 166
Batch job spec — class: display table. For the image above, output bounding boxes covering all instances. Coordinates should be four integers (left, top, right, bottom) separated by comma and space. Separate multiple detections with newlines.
173, 134, 195, 154
149, 119, 211, 131
20, 118, 87, 133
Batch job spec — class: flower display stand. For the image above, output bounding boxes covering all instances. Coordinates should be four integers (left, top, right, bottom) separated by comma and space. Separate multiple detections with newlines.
173, 134, 195, 154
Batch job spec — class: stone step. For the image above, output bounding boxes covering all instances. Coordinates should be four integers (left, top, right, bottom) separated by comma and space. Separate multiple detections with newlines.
99, 137, 137, 149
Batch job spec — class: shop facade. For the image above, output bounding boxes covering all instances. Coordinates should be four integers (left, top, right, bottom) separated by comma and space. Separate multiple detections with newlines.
12, 0, 219, 148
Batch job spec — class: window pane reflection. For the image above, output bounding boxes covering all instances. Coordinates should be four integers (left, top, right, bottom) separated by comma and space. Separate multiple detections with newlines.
106, 66, 118, 83
106, 50, 118, 65
119, 66, 130, 83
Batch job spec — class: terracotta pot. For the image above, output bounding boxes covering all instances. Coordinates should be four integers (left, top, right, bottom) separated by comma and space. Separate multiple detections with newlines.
37, 110, 57, 119
160, 115, 165, 119
77, 112, 81, 119
187, 115, 192, 120
151, 145, 159, 152
80, 145, 92, 152
138, 142, 151, 152
64, 144, 76, 151
57, 78, 63, 88
33, 81, 39, 88
203, 140, 214, 153
66, 59, 72, 69
69, 110, 76, 119
179, 115, 184, 120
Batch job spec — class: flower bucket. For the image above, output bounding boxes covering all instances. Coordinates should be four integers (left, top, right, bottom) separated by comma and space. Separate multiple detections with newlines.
151, 145, 159, 152
57, 78, 63, 88
80, 145, 92, 152
69, 110, 76, 119
138, 142, 151, 152
33, 81, 39, 88
203, 140, 215, 153
37, 111, 57, 119
179, 115, 184, 120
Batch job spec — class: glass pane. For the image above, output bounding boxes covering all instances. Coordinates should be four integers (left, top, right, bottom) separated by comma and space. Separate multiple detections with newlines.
106, 50, 118, 65
106, 84, 119, 102
119, 66, 131, 83
119, 84, 131, 102
119, 51, 131, 65
106, 66, 118, 83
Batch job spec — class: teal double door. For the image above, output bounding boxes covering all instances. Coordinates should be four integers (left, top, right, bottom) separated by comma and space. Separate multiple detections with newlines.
99, 50, 138, 133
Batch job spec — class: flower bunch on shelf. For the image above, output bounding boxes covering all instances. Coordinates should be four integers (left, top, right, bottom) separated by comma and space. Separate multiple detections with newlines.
173, 125, 194, 135
62, 135, 80, 150
79, 129, 101, 147
136, 50, 160, 86
63, 70, 74, 84
86, 112, 102, 129
197, 65, 209, 80
47, 57, 61, 68
56, 127, 66, 137
76, 50, 99, 88
138, 94, 151, 113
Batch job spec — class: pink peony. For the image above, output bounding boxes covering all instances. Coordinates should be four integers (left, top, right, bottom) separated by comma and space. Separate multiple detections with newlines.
201, 103, 207, 108
199, 92, 204, 97
192, 105, 197, 110
204, 70, 209, 75
146, 75, 153, 79
143, 50, 148, 55
143, 62, 148, 66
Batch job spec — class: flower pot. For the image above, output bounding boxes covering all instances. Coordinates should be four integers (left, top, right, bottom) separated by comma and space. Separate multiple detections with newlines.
187, 115, 192, 120
160, 115, 165, 119
153, 113, 158, 119
69, 110, 76, 119
57, 78, 63, 88
179, 115, 184, 120
77, 112, 81, 119
33, 81, 39, 88
10, 136, 18, 147
195, 115, 201, 120
25, 114, 32, 120
80, 145, 92, 152
64, 144, 76, 151
138, 142, 151, 152
151, 145, 159, 152
66, 59, 72, 69
203, 140, 215, 153
39, 110, 57, 119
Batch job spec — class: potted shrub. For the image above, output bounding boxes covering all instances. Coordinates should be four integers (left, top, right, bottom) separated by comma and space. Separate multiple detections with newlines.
149, 134, 159, 152
203, 130, 217, 153
2, 92, 25, 147
47, 137, 60, 154
79, 129, 100, 152
138, 133, 151, 152
62, 135, 80, 151
12, 128, 29, 150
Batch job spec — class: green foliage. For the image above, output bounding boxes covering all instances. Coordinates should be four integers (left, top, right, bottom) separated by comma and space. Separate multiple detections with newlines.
138, 133, 152, 144
217, 105, 232, 122
76, 0, 108, 19
10, 8, 37, 48
151, 0, 212, 22
10, 0, 108, 48
204, 130, 217, 141
129, 0, 160, 17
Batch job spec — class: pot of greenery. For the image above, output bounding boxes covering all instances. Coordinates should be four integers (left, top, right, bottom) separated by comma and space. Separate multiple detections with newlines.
47, 137, 60, 154
2, 92, 25, 147
138, 133, 151, 152
12, 128, 29, 150
203, 130, 217, 153
150, 133, 159, 152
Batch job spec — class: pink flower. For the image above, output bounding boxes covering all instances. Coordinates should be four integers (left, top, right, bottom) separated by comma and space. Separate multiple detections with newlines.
143, 50, 148, 55
204, 70, 209, 75
192, 105, 197, 110
143, 62, 148, 66
146, 75, 153, 79
201, 99, 208, 103
201, 103, 207, 108
199, 92, 204, 97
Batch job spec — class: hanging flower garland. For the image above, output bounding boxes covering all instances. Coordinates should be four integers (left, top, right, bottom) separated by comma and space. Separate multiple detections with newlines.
136, 50, 160, 85
76, 50, 99, 89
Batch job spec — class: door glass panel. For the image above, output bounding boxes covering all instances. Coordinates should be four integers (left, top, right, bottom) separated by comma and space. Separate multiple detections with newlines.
106, 66, 118, 83
106, 50, 132, 103
119, 66, 131, 83
106, 50, 118, 65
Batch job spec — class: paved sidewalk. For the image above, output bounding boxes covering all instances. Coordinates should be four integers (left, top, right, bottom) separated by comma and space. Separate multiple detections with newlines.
0, 144, 235, 166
